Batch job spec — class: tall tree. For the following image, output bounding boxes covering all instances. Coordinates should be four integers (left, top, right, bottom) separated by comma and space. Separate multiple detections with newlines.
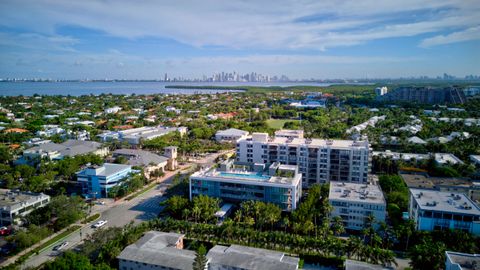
193, 244, 208, 270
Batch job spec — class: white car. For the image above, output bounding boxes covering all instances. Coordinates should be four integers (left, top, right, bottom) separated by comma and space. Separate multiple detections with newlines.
92, 220, 107, 228
53, 241, 69, 251
96, 200, 105, 205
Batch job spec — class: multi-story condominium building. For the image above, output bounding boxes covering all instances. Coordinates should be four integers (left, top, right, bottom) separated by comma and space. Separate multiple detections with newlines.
117, 231, 195, 270
207, 244, 299, 270
215, 128, 249, 143
329, 181, 386, 230
236, 132, 370, 187
76, 163, 134, 198
189, 160, 302, 211
377, 86, 466, 104
97, 125, 187, 145
445, 251, 480, 270
409, 189, 480, 235
0, 189, 50, 226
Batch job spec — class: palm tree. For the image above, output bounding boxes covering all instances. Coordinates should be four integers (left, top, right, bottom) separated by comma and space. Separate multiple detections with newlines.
331, 216, 345, 236
192, 206, 201, 223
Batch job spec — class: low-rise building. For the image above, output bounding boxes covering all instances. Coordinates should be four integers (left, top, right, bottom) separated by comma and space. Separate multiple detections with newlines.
215, 128, 249, 143
189, 160, 302, 211
117, 231, 195, 270
329, 181, 386, 230
21, 140, 108, 163
445, 251, 480, 270
97, 125, 187, 145
400, 173, 480, 201
112, 149, 169, 178
435, 153, 464, 166
207, 244, 299, 270
0, 189, 50, 226
76, 163, 134, 198
470, 155, 480, 167
274, 129, 304, 139
409, 189, 480, 235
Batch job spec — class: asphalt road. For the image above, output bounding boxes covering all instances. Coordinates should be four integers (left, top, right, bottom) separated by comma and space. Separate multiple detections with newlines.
21, 180, 171, 269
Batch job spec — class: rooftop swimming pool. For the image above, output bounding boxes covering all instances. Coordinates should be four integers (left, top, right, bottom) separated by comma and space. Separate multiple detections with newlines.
217, 172, 271, 181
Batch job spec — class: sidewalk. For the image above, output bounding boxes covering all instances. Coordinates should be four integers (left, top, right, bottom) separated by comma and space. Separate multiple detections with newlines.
1, 165, 192, 268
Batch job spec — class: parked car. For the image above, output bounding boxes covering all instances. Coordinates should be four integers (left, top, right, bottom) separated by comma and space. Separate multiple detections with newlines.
0, 227, 12, 236
96, 200, 105, 205
92, 220, 107, 228
53, 241, 69, 251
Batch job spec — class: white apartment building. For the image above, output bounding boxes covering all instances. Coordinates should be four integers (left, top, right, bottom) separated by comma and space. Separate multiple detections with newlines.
409, 189, 480, 235
0, 189, 50, 226
236, 132, 370, 186
375, 86, 388, 96
329, 182, 386, 230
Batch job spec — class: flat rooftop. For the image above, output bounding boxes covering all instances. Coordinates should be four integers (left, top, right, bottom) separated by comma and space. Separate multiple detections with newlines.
207, 244, 299, 270
117, 231, 195, 270
329, 182, 386, 205
446, 251, 480, 270
267, 136, 369, 148
400, 173, 472, 189
0, 189, 49, 209
191, 168, 300, 186
77, 163, 131, 177
410, 188, 480, 215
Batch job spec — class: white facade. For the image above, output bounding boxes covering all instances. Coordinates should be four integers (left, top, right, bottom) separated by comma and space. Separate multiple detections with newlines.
329, 182, 386, 230
409, 189, 480, 235
375, 86, 388, 96
236, 133, 370, 187
0, 189, 50, 226
104, 106, 122, 114
215, 128, 249, 143
190, 162, 302, 211
97, 126, 187, 145
435, 153, 464, 166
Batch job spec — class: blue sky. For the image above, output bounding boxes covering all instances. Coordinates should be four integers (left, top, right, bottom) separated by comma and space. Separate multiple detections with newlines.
0, 0, 479, 79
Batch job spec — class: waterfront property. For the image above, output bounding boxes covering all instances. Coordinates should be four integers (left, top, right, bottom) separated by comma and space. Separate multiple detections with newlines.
117, 231, 195, 270
329, 181, 386, 230
76, 163, 134, 198
236, 132, 370, 187
215, 128, 249, 143
377, 86, 466, 104
206, 244, 299, 270
445, 251, 480, 270
189, 160, 302, 211
0, 189, 50, 226
409, 189, 480, 235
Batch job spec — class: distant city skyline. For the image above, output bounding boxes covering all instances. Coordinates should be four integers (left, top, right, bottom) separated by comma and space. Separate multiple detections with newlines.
0, 1, 479, 80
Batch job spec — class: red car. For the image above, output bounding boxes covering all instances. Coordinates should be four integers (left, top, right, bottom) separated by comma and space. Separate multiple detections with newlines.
0, 227, 12, 236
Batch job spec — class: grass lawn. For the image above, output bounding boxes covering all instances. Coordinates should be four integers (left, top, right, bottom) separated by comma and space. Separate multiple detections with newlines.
266, 119, 300, 129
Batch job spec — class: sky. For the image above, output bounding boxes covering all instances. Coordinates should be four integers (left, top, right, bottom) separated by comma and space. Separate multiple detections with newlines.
0, 0, 479, 80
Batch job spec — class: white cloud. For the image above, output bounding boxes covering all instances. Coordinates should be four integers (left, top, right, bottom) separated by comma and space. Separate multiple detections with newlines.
420, 26, 480, 47
0, 0, 478, 50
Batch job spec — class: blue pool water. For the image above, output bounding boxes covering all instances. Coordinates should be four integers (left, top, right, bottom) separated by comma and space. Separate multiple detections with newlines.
217, 172, 270, 181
